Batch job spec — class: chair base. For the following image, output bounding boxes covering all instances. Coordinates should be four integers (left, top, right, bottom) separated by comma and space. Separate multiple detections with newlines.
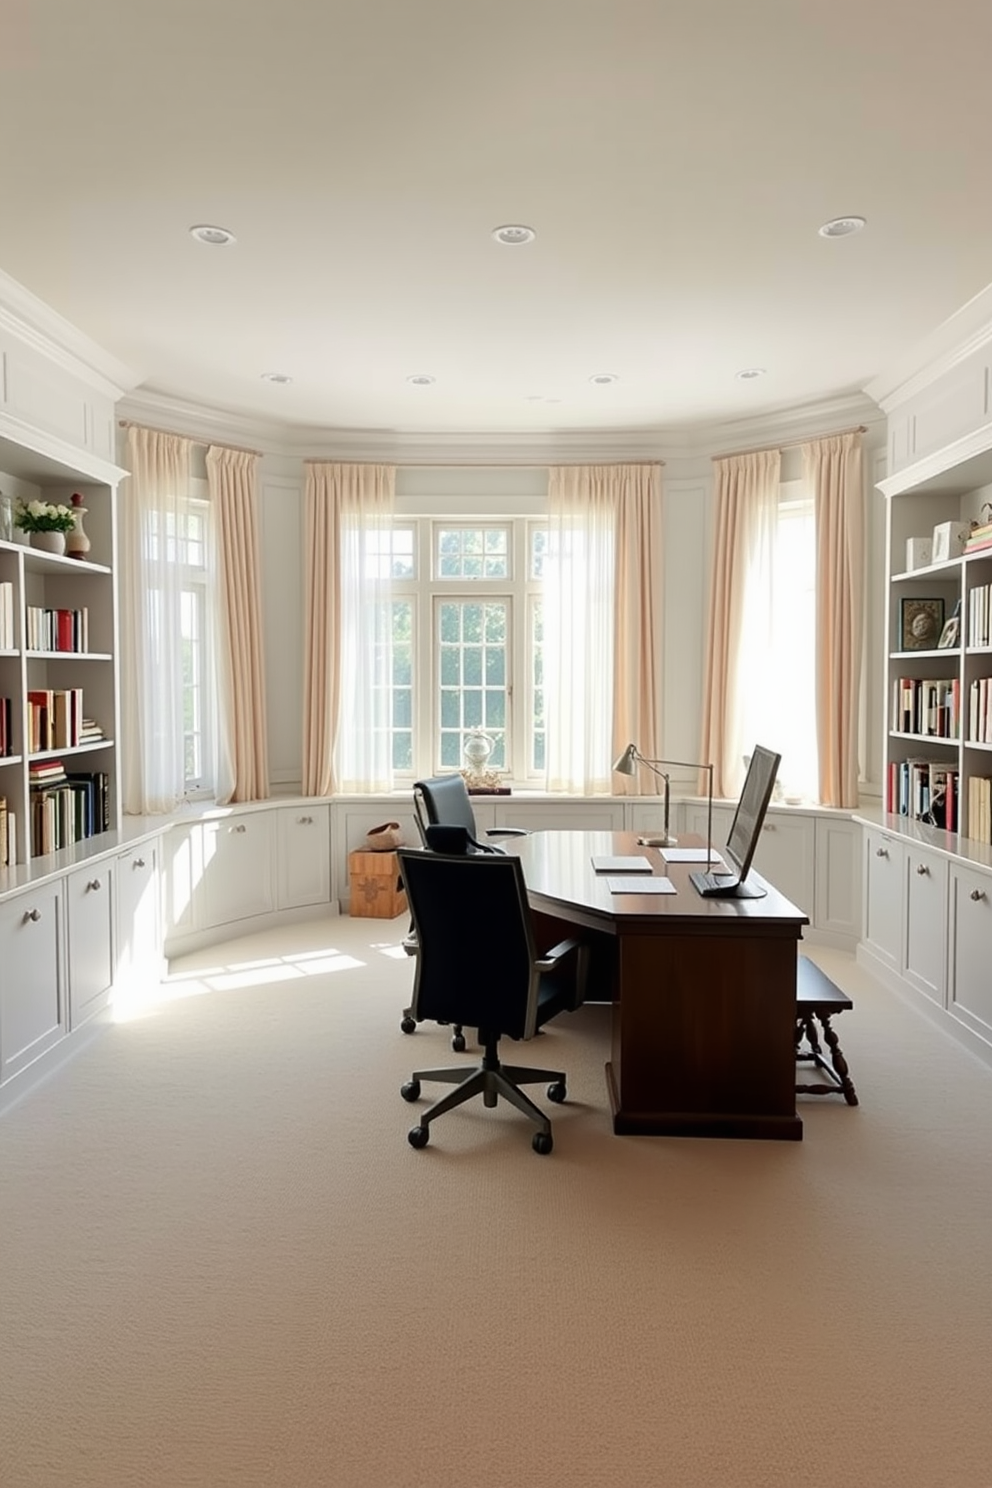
402, 1045, 566, 1147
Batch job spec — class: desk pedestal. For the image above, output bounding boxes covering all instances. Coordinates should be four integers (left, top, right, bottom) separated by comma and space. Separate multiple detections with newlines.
607, 928, 802, 1140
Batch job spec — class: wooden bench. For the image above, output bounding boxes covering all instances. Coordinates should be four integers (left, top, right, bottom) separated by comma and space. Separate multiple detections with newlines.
795, 955, 858, 1106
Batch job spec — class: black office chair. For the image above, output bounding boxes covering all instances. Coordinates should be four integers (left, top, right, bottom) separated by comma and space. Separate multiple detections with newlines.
397, 845, 587, 1154
412, 774, 528, 852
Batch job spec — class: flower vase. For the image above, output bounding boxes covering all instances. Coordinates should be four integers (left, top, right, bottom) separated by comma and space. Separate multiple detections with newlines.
29, 530, 67, 555
65, 494, 91, 560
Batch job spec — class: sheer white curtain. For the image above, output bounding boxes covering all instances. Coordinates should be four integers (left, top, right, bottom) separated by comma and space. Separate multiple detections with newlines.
544, 467, 618, 793
119, 425, 193, 814
303, 463, 395, 794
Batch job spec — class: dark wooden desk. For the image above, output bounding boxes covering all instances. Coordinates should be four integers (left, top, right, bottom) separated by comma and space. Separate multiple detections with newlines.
504, 830, 809, 1140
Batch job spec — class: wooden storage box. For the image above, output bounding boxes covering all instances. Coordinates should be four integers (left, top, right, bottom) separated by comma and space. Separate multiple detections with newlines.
348, 849, 407, 918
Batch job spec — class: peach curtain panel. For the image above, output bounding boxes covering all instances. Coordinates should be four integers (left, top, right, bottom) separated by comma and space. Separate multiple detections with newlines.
546, 463, 662, 794
699, 450, 781, 799
120, 426, 192, 814
804, 431, 864, 808
205, 446, 270, 804
301, 463, 395, 796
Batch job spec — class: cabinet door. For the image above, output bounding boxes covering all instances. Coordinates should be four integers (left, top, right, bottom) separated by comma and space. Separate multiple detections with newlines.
201, 814, 275, 928
0, 882, 65, 1083
161, 823, 202, 941
683, 803, 734, 849
814, 817, 861, 938
751, 813, 813, 913
115, 844, 162, 993
904, 846, 947, 1005
66, 859, 114, 1028
948, 863, 992, 1041
277, 805, 330, 910
862, 828, 905, 972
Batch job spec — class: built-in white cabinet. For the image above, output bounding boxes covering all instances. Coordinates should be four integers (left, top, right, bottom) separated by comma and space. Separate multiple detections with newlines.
65, 859, 114, 1028
814, 816, 861, 940
903, 843, 947, 1006
948, 860, 992, 1045
114, 842, 161, 993
862, 825, 905, 973
0, 879, 65, 1084
277, 804, 330, 910
201, 813, 275, 929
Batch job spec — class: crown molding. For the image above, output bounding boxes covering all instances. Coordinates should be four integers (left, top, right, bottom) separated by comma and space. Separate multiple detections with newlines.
118, 386, 883, 467
0, 268, 138, 401
864, 280, 992, 413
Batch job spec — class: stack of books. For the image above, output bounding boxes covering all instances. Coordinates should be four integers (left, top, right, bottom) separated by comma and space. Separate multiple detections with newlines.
967, 776, 992, 845
28, 760, 109, 856
965, 517, 992, 555
888, 757, 960, 829
0, 795, 15, 868
24, 604, 89, 652
26, 687, 85, 751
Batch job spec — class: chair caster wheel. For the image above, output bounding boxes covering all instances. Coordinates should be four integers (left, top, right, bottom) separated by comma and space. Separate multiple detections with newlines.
452, 1033, 466, 1052
546, 1081, 566, 1103
400, 1080, 421, 1102
400, 1016, 417, 1034
532, 1131, 553, 1155
408, 1125, 429, 1149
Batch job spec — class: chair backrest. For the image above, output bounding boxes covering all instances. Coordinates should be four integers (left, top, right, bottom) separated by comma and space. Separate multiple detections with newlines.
397, 847, 541, 1041
413, 775, 478, 842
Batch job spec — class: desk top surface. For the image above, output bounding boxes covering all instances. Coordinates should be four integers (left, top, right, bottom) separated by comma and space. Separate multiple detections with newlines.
503, 830, 809, 932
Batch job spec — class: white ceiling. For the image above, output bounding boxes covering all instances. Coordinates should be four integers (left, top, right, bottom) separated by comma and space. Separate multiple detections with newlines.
2, 0, 992, 438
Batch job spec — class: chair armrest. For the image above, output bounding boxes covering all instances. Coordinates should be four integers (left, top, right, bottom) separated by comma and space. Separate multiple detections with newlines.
535, 937, 589, 1009
485, 826, 529, 837
535, 936, 583, 970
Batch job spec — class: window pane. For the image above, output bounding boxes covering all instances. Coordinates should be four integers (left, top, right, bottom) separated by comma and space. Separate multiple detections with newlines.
435, 526, 509, 579
436, 597, 510, 774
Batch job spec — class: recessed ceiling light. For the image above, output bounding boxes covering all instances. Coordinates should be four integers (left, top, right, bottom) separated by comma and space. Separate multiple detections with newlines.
818, 216, 866, 238
589, 373, 619, 385
491, 224, 536, 246
406, 374, 436, 386
735, 367, 766, 381
189, 224, 236, 246
261, 372, 293, 384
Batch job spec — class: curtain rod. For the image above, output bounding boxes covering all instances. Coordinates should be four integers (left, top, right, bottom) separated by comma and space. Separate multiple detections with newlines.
118, 419, 263, 459
713, 423, 868, 462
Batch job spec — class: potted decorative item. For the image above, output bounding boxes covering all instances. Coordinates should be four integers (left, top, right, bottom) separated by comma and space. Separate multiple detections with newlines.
13, 498, 76, 555
65, 491, 92, 560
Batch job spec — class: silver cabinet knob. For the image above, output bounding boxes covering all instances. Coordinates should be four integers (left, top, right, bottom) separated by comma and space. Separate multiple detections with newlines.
298, 815, 313, 825
970, 887, 987, 902
229, 823, 247, 834
916, 863, 929, 876
133, 857, 146, 869
87, 878, 102, 891
876, 847, 889, 858
23, 908, 41, 923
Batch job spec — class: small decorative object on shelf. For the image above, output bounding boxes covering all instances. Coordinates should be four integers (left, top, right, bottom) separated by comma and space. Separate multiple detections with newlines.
65, 492, 91, 560
899, 596, 944, 651
0, 489, 13, 543
905, 536, 932, 571
460, 729, 504, 791
13, 499, 76, 556
931, 520, 971, 562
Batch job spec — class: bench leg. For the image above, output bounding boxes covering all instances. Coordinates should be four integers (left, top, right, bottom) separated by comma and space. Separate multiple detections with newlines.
795, 1011, 859, 1107
818, 1011, 858, 1106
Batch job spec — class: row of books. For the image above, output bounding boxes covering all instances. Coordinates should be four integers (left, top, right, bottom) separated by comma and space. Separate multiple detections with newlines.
0, 581, 13, 648
29, 763, 110, 856
0, 696, 12, 756
966, 776, 992, 845
967, 677, 992, 745
24, 605, 90, 653
887, 758, 960, 830
964, 518, 992, 555
967, 582, 992, 648
892, 676, 959, 739
0, 796, 16, 867
26, 688, 104, 752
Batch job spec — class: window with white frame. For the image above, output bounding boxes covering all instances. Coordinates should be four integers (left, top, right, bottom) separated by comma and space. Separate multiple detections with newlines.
382, 518, 546, 781
736, 481, 818, 801
148, 494, 216, 796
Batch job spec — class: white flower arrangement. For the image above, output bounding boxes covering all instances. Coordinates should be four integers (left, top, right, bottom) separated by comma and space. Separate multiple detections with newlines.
14, 499, 76, 534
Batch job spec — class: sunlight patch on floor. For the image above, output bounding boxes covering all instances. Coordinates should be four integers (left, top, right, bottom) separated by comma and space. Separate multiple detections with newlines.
112, 944, 369, 1022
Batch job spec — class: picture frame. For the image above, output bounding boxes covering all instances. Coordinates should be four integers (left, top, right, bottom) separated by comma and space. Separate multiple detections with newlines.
899, 596, 945, 651
937, 615, 960, 649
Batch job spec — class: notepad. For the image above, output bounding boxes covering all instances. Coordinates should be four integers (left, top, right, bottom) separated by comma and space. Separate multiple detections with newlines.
590, 854, 652, 873
660, 847, 727, 868
605, 875, 676, 894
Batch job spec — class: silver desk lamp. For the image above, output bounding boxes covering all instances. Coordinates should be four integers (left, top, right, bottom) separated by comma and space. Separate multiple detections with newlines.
612, 744, 716, 863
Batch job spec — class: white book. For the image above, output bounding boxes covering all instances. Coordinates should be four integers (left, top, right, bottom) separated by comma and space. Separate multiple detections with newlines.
605, 875, 676, 894
590, 854, 652, 872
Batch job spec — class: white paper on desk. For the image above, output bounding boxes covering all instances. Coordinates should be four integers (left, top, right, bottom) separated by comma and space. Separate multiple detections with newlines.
660, 847, 727, 868
605, 875, 676, 894
590, 854, 652, 872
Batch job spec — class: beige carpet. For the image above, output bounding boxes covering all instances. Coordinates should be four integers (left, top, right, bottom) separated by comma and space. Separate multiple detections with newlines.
1, 913, 991, 1488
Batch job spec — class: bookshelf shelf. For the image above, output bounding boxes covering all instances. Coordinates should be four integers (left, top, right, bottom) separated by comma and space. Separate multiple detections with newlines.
0, 444, 125, 869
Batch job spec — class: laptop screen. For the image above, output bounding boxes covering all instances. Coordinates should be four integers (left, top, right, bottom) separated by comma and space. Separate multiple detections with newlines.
724, 746, 781, 883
